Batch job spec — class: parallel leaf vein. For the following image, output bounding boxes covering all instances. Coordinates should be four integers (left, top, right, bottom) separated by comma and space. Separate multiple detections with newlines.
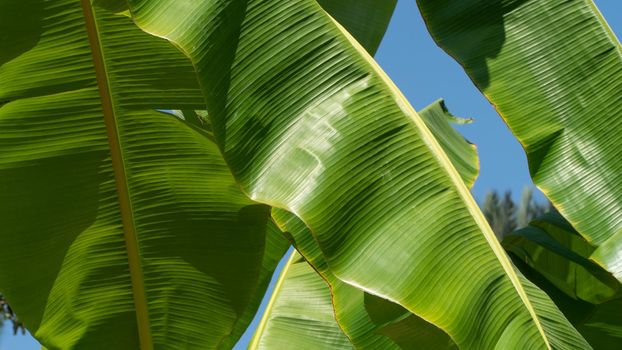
78, 1, 153, 349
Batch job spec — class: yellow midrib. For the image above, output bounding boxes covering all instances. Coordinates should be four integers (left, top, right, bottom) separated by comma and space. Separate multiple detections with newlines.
78, 1, 153, 349
324, 5, 552, 350
249, 249, 297, 350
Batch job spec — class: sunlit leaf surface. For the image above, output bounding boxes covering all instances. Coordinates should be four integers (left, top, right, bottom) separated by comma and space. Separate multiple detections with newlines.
418, 0, 622, 281
128, 0, 590, 348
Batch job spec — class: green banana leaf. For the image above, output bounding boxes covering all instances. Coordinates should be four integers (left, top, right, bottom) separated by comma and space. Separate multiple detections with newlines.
0, 1, 289, 349
268, 208, 457, 350
128, 0, 590, 348
418, 99, 478, 189
417, 0, 622, 281
316, 0, 396, 56
505, 213, 621, 305
170, 0, 398, 139
183, 6, 403, 345
220, 223, 290, 349
504, 212, 622, 348
252, 99, 476, 349
249, 250, 353, 350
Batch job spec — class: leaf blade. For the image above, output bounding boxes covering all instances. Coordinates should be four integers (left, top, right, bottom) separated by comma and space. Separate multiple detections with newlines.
417, 0, 622, 280
504, 212, 622, 348
128, 0, 590, 348
0, 1, 286, 348
254, 98, 476, 349
250, 250, 353, 350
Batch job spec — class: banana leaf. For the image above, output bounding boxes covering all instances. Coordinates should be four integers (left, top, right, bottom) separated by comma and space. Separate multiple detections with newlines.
249, 250, 353, 350
128, 0, 590, 348
504, 212, 622, 349
417, 0, 622, 281
252, 99, 475, 349
0, 1, 289, 349
268, 208, 457, 350
418, 99, 478, 188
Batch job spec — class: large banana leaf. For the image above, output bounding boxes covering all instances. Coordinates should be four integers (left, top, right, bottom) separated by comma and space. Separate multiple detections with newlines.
0, 1, 289, 349
179, 5, 401, 345
417, 0, 622, 280
504, 213, 622, 349
129, 0, 590, 348
252, 99, 476, 349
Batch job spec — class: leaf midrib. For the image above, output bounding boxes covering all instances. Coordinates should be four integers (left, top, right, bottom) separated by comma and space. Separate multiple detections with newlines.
325, 7, 552, 349
78, 1, 153, 349
249, 249, 297, 350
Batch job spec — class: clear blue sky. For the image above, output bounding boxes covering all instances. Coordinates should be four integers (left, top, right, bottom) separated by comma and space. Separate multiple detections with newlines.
4, 1, 620, 349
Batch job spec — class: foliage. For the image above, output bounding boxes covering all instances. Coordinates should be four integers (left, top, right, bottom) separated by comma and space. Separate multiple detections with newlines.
252, 98, 478, 349
503, 212, 622, 349
419, 0, 622, 281
0, 0, 620, 349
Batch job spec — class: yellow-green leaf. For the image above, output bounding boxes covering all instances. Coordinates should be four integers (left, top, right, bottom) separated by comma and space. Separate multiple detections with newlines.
417, 0, 622, 281
128, 0, 590, 348
0, 1, 287, 348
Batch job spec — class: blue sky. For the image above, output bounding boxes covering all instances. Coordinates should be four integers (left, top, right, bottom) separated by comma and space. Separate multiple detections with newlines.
4, 1, 620, 349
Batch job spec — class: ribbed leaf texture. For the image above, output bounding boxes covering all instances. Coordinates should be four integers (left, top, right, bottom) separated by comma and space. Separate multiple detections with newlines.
128, 0, 590, 348
268, 208, 457, 350
316, 0, 396, 56
0, 1, 288, 348
418, 99, 478, 189
253, 99, 476, 349
504, 212, 622, 349
250, 250, 353, 349
417, 0, 622, 281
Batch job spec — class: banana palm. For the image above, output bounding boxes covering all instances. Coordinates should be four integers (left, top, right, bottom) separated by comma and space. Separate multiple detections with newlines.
0, 0, 620, 349
127, 0, 590, 349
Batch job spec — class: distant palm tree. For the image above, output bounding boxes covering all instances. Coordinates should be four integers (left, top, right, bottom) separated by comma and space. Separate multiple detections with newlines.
482, 187, 553, 239
0, 294, 23, 335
